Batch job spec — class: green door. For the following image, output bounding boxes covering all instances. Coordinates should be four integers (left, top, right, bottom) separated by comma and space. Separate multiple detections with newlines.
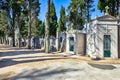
104, 35, 111, 57
69, 37, 74, 51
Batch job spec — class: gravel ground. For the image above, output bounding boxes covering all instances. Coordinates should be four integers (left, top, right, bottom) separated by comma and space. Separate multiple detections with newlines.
0, 45, 120, 80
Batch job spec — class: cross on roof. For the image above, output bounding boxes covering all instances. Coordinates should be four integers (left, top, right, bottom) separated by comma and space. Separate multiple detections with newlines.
105, 6, 109, 15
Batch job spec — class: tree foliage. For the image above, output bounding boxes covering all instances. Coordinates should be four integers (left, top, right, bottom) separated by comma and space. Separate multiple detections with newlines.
0, 0, 24, 46
31, 17, 45, 37
49, 1, 57, 36
58, 6, 66, 32
0, 11, 8, 37
0, 0, 40, 47
67, 0, 86, 30
98, 0, 120, 16
26, 0, 40, 49
37, 21, 45, 37
85, 0, 95, 22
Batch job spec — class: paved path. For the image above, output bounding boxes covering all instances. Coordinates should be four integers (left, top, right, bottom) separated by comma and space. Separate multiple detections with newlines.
0, 45, 120, 80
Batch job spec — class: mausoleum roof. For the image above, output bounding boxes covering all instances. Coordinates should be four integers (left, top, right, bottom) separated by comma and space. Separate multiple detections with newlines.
90, 14, 118, 22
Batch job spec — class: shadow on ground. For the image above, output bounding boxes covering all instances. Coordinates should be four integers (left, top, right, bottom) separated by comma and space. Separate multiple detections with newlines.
88, 63, 116, 70
11, 67, 81, 80
0, 49, 44, 57
0, 45, 71, 68
0, 56, 68, 68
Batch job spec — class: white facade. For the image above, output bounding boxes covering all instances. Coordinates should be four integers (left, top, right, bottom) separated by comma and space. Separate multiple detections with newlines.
66, 30, 86, 55
87, 14, 118, 59
66, 31, 76, 54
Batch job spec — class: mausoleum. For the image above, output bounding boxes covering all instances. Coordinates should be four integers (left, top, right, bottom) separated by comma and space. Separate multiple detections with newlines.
66, 29, 86, 55
87, 6, 119, 59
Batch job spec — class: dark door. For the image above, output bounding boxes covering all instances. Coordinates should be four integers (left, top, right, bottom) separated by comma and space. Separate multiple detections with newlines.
104, 35, 111, 57
69, 37, 74, 51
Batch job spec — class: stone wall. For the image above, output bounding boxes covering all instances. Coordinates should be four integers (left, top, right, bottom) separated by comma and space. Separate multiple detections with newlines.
118, 25, 120, 58
77, 33, 86, 55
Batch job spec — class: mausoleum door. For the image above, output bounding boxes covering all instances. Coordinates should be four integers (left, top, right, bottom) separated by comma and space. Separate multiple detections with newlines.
69, 37, 74, 51
104, 35, 111, 57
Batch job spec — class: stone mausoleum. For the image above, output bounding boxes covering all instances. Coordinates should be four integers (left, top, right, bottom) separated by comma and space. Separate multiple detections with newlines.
87, 7, 120, 59
66, 29, 86, 55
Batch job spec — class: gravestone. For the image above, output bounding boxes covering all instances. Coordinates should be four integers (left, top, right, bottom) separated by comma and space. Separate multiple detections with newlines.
32, 36, 40, 49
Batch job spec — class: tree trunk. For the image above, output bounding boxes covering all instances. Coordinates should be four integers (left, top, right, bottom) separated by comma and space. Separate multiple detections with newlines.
18, 28, 21, 48
17, 15, 21, 48
27, 0, 32, 49
1, 37, 3, 44
5, 34, 8, 45
45, 0, 50, 53
0, 37, 2, 44
18, 22, 21, 48
12, 14, 15, 47
12, 29, 15, 47
28, 21, 32, 49
56, 28, 60, 51
3, 36, 5, 44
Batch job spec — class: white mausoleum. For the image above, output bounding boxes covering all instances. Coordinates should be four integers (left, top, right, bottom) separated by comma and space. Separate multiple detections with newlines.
66, 29, 86, 55
87, 10, 119, 59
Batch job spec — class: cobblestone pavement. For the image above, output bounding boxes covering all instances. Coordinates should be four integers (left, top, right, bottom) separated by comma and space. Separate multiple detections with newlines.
0, 45, 120, 80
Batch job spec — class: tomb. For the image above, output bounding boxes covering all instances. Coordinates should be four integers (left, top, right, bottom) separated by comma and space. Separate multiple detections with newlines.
66, 29, 86, 55
87, 6, 119, 59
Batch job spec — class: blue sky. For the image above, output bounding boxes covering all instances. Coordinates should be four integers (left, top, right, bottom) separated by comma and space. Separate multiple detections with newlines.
39, 0, 104, 21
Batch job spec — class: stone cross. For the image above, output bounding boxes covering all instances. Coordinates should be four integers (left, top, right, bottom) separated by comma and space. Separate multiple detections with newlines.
105, 6, 109, 15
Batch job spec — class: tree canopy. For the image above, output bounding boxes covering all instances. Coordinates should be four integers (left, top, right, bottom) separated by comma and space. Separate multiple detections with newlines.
98, 0, 120, 16
58, 6, 66, 32
67, 0, 86, 30
49, 1, 57, 36
85, 0, 95, 22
